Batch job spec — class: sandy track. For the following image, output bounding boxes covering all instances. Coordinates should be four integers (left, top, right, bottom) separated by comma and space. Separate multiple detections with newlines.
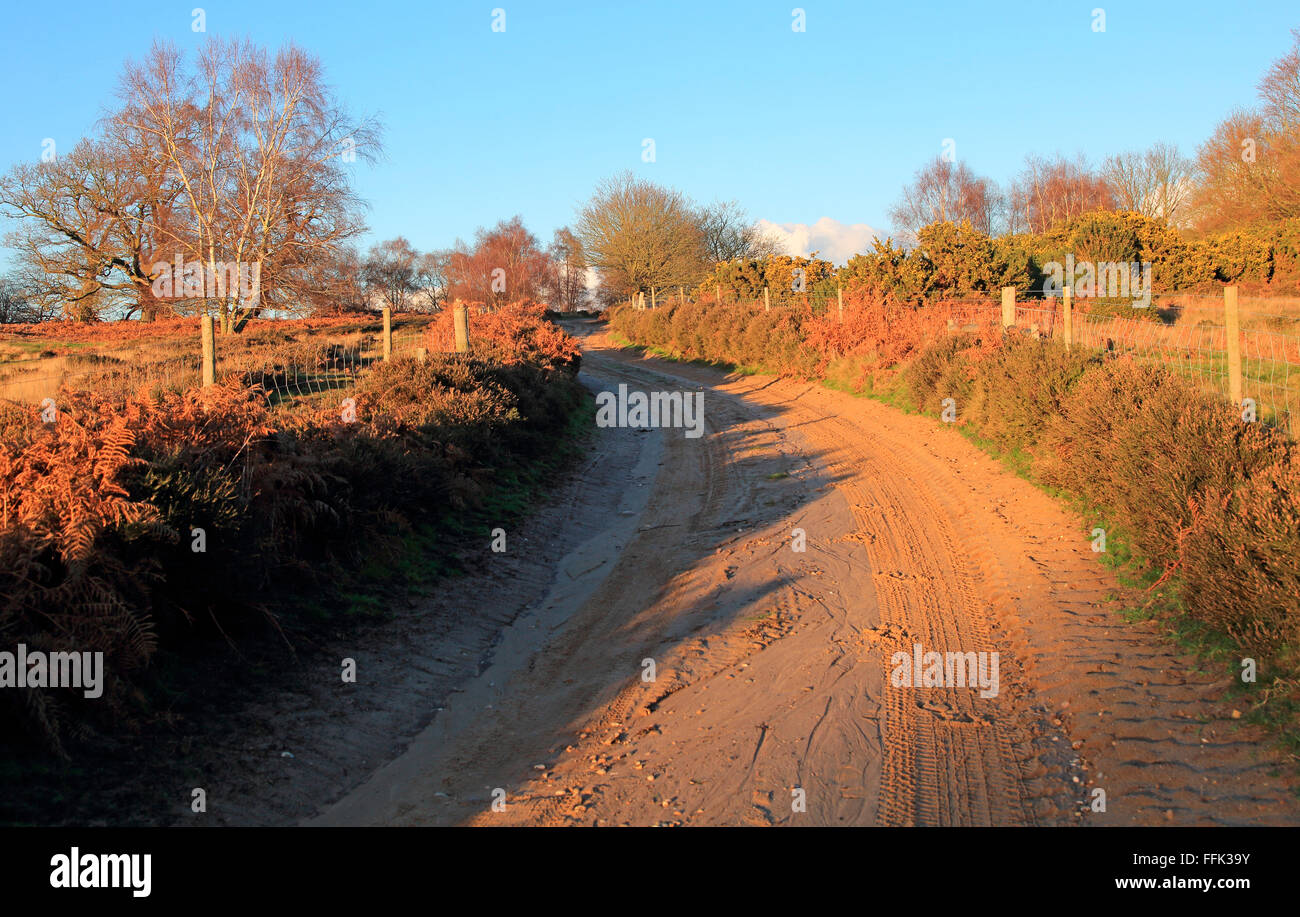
313, 325, 1299, 827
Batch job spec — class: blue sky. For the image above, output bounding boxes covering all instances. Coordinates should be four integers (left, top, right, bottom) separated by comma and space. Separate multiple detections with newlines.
1, 1, 1297, 266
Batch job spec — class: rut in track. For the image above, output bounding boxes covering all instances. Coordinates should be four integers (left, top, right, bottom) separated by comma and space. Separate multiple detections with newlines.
314, 326, 1299, 827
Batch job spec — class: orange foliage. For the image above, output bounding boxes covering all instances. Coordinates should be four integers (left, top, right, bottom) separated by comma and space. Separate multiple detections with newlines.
0, 384, 276, 707
0, 313, 399, 345
805, 296, 1001, 369
426, 299, 581, 372
0, 337, 585, 752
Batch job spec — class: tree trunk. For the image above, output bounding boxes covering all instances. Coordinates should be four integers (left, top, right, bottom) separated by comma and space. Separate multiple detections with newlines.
138, 284, 162, 322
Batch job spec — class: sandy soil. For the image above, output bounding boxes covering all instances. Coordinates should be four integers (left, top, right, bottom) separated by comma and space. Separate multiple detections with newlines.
311, 322, 1300, 827
31, 353, 654, 826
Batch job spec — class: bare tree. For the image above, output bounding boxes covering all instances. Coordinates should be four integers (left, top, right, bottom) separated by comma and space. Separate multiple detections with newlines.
547, 227, 589, 311
293, 244, 369, 315
1103, 142, 1193, 224
362, 237, 419, 312
1261, 28, 1300, 130
0, 138, 176, 320
1008, 154, 1114, 234
889, 157, 1001, 240
575, 171, 706, 297
0, 273, 46, 323
447, 216, 554, 307
112, 37, 380, 329
2, 37, 379, 324
411, 250, 449, 311
1192, 29, 1300, 230
696, 200, 783, 263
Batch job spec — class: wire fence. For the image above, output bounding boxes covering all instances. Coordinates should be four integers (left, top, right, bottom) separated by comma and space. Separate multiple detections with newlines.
0, 310, 442, 413
8, 290, 1297, 437
627, 284, 1300, 438
1039, 301, 1295, 436
920, 290, 1298, 437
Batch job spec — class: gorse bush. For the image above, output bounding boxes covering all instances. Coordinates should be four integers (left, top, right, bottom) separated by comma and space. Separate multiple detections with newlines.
697, 254, 836, 302
831, 213, 1300, 301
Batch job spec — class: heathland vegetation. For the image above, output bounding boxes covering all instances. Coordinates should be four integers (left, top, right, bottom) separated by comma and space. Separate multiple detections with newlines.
602, 23, 1300, 758
0, 302, 584, 759
2, 25, 1299, 770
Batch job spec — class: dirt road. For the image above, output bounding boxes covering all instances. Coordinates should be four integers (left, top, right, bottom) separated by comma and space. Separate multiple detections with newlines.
313, 323, 1299, 827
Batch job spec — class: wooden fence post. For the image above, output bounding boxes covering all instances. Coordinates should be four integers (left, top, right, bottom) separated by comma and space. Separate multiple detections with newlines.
651, 287, 657, 309
837, 284, 844, 322
716, 284, 722, 303
1001, 287, 1016, 329
200, 313, 215, 387
453, 303, 470, 353
382, 306, 392, 361
1225, 285, 1242, 408
1062, 286, 1073, 349
764, 286, 770, 312
678, 286, 684, 305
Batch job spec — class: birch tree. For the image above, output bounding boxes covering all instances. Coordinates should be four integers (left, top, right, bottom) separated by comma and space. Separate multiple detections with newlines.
112, 37, 379, 329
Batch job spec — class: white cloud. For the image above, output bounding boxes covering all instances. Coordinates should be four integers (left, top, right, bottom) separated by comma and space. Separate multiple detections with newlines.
755, 217, 879, 266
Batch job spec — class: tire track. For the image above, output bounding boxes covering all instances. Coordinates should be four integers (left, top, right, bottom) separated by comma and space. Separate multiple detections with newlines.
569, 327, 1297, 825
317, 324, 1299, 826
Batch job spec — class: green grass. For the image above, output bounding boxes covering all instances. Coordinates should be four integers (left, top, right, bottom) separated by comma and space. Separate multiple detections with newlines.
1132, 349, 1297, 434
342, 592, 386, 618
954, 426, 1036, 481
0, 338, 102, 360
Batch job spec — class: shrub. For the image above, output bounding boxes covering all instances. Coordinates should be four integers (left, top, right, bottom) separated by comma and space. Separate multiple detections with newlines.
612, 278, 1300, 712
904, 334, 977, 415
1179, 452, 1300, 658
0, 322, 585, 754
1039, 357, 1280, 567
962, 336, 1102, 455
426, 299, 581, 372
